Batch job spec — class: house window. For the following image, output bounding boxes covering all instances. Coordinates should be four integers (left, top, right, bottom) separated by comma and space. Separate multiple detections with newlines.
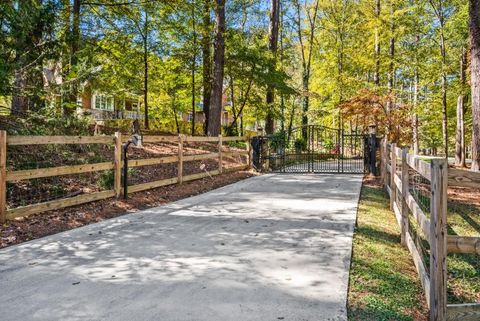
187, 113, 193, 122
93, 94, 114, 111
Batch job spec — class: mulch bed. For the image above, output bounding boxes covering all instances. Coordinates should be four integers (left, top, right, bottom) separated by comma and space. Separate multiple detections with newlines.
1, 170, 258, 249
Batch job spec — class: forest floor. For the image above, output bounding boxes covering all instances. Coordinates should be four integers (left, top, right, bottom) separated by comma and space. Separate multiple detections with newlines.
1, 170, 256, 249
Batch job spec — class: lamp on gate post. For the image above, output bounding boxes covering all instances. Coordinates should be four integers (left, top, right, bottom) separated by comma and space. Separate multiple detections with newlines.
368, 124, 377, 176
123, 133, 142, 199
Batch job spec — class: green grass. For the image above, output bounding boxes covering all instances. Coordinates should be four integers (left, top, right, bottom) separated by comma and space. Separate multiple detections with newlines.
445, 199, 480, 303
348, 182, 428, 321
348, 180, 480, 321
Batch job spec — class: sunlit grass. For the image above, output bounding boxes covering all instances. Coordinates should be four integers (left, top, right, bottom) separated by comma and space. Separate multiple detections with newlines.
348, 182, 428, 321
446, 199, 480, 303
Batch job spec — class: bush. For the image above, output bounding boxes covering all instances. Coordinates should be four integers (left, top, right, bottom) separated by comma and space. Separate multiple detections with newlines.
226, 140, 247, 149
3, 110, 91, 136
294, 137, 307, 152
270, 131, 286, 152
98, 170, 115, 190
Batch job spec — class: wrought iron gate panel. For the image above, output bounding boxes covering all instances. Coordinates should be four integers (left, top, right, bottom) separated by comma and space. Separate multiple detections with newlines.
253, 125, 368, 174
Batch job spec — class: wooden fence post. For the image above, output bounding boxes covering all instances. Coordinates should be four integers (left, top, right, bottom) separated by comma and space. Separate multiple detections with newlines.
0, 130, 6, 223
218, 134, 223, 173
390, 143, 397, 210
429, 158, 448, 321
178, 135, 184, 184
401, 147, 409, 247
114, 132, 122, 198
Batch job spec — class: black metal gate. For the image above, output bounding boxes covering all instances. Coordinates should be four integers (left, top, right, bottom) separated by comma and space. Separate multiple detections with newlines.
252, 125, 372, 174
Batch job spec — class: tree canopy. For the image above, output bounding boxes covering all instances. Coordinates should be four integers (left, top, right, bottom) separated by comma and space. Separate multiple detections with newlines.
0, 0, 479, 169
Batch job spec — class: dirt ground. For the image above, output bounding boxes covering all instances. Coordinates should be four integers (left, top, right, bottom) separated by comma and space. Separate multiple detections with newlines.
6, 140, 247, 208
1, 170, 257, 249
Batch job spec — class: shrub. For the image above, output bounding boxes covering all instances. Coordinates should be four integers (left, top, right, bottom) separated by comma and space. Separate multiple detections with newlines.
294, 137, 307, 152
98, 170, 115, 190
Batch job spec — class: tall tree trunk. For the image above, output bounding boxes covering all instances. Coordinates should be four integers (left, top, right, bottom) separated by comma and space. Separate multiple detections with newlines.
61, 0, 71, 114
227, 68, 254, 134
191, 0, 197, 136
143, 10, 149, 129
265, 0, 280, 134
228, 73, 237, 134
202, 0, 212, 135
11, 0, 44, 115
301, 72, 309, 132
172, 96, 180, 134
440, 31, 448, 157
207, 0, 225, 136
294, 0, 319, 138
455, 47, 467, 167
337, 19, 346, 131
387, 0, 395, 113
64, 0, 80, 115
470, 0, 480, 171
373, 0, 381, 87
287, 98, 296, 142
279, 3, 285, 133
413, 80, 420, 154
413, 35, 420, 155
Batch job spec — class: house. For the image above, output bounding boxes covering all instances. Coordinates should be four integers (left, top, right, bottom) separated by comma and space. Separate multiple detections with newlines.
181, 108, 233, 126
42, 62, 144, 121
77, 89, 144, 121
181, 94, 234, 126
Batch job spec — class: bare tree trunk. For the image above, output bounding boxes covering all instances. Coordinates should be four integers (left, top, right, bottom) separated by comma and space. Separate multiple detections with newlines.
265, 0, 280, 134
470, 0, 480, 171
294, 0, 319, 137
428, 0, 449, 157
143, 10, 149, 129
11, 0, 45, 115
191, 0, 197, 136
413, 73, 420, 154
279, 4, 285, 133
64, 0, 80, 115
441, 32, 448, 158
455, 47, 467, 167
387, 0, 395, 113
412, 34, 420, 154
207, 0, 225, 136
373, 0, 381, 87
202, 0, 212, 135
173, 97, 180, 135
287, 98, 296, 142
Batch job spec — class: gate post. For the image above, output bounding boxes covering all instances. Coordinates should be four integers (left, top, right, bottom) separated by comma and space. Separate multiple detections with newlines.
368, 126, 378, 176
308, 125, 312, 173
339, 129, 343, 173
382, 138, 389, 188
390, 143, 397, 210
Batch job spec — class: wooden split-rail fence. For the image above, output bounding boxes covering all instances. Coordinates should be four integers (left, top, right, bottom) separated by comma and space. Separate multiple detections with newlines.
380, 140, 480, 321
0, 131, 252, 223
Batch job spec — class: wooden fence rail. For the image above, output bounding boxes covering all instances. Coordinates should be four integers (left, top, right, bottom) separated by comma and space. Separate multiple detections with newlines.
0, 131, 252, 223
380, 139, 480, 321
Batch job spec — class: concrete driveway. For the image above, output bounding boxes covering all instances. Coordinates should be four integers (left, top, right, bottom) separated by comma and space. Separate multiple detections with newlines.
0, 173, 362, 321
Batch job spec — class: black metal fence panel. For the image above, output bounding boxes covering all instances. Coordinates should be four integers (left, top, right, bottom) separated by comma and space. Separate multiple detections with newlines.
252, 125, 377, 174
